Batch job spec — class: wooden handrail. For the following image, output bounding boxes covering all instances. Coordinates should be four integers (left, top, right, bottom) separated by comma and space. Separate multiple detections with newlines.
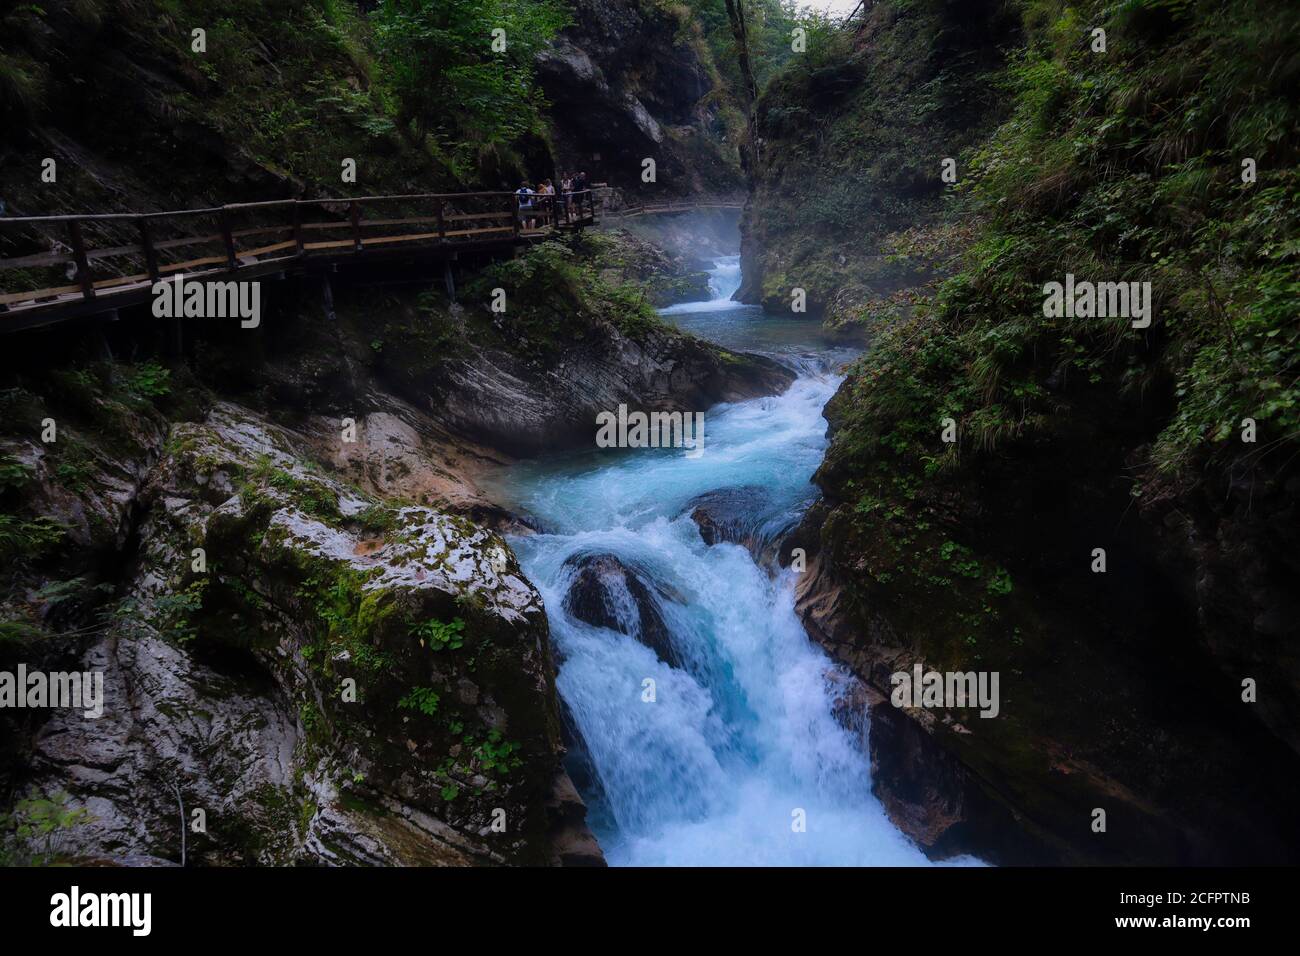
0, 190, 599, 225
67, 220, 94, 301
0, 189, 600, 323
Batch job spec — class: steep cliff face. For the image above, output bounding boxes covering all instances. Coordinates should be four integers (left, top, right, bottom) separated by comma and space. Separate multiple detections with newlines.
309, 241, 793, 459
737, 0, 1017, 319
0, 0, 737, 226
760, 0, 1300, 863
22, 400, 578, 865
536, 0, 743, 197
0, 0, 445, 222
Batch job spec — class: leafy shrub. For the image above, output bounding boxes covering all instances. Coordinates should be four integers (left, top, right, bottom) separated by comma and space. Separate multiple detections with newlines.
397, 685, 441, 716
410, 616, 465, 651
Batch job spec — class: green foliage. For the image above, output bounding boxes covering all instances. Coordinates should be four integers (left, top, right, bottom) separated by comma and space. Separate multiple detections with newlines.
261, 464, 342, 522
744, 0, 1014, 314
298, 566, 395, 673
467, 241, 667, 352
0, 455, 33, 493
830, 0, 1300, 484
0, 514, 66, 567
300, 700, 321, 733
473, 728, 522, 776
797, 0, 1297, 680
0, 617, 46, 645
371, 0, 569, 177
121, 361, 172, 399
397, 685, 441, 716
686, 0, 841, 93
410, 616, 465, 651
354, 503, 398, 536
0, 49, 46, 120
986, 566, 1014, 596
153, 579, 209, 645
0, 791, 92, 866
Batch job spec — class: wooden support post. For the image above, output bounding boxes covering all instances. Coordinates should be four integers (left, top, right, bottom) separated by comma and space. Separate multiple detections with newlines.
167, 313, 184, 357
349, 201, 363, 252
94, 326, 115, 365
68, 219, 95, 301
137, 217, 161, 282
141, 214, 181, 356
436, 200, 446, 240
292, 202, 305, 256
219, 208, 237, 271
322, 274, 336, 322
443, 259, 455, 302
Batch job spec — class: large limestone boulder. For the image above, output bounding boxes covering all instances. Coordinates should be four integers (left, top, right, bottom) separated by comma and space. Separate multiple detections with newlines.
24, 401, 601, 866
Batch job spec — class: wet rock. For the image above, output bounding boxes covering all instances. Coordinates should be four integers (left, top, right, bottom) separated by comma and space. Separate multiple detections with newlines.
561, 552, 681, 668
794, 484, 1300, 865
544, 770, 607, 867
536, 0, 741, 197
298, 397, 516, 520
437, 323, 794, 458
19, 401, 597, 866
687, 486, 797, 567
688, 486, 769, 548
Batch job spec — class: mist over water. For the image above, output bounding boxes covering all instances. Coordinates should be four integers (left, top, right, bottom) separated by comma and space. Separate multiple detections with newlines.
659, 254, 746, 314
488, 256, 978, 865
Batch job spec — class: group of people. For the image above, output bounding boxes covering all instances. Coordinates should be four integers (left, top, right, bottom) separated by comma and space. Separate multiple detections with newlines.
514, 171, 591, 230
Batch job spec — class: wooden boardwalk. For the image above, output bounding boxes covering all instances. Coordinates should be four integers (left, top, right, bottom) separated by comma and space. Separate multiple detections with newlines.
0, 191, 596, 332
0, 191, 748, 333
600, 201, 744, 221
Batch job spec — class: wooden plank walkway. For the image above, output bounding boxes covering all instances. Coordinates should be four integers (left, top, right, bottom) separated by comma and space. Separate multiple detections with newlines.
0, 191, 746, 332
600, 201, 744, 221
0, 191, 596, 332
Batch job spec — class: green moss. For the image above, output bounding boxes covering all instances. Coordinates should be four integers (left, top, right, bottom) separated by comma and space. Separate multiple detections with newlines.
297, 798, 318, 837
464, 240, 672, 357
293, 561, 395, 674
824, 0, 1300, 487
353, 503, 398, 537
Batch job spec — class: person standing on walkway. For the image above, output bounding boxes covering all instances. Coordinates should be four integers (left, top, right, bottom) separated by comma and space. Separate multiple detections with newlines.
573, 171, 588, 216
538, 179, 556, 226
516, 181, 535, 230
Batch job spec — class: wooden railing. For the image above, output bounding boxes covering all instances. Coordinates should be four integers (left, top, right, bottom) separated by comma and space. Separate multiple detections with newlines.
0, 190, 596, 327
600, 200, 745, 220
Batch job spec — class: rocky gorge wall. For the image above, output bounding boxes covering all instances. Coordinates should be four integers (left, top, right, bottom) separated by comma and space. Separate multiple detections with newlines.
537, 0, 743, 197
736, 0, 1017, 320
0, 0, 779, 864
753, 0, 1300, 863
0, 250, 791, 865
0, 0, 738, 233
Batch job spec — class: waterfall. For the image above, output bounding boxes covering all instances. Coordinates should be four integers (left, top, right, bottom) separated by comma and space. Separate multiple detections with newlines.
659, 255, 748, 315
487, 259, 981, 866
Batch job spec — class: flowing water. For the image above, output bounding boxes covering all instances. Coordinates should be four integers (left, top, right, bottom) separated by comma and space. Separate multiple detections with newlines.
486, 255, 973, 866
